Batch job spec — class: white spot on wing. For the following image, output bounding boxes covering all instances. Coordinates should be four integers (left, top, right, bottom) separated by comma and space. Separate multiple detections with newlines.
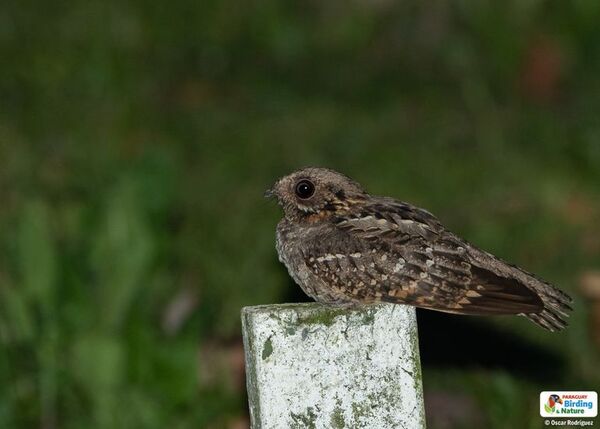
316, 254, 335, 262
393, 258, 406, 273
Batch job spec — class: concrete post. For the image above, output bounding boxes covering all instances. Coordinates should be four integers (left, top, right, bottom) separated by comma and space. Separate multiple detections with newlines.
241, 303, 426, 429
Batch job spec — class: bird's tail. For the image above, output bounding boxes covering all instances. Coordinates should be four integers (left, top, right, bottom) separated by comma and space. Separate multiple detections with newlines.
523, 277, 573, 331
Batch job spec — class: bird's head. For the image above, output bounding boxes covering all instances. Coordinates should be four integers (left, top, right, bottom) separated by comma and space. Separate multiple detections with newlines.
549, 395, 563, 406
265, 167, 367, 222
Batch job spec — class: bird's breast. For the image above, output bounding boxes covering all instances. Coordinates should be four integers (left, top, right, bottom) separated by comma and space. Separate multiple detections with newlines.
275, 220, 331, 301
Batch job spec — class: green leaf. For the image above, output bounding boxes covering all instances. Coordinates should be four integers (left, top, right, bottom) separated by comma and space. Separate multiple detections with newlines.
72, 334, 124, 429
0, 281, 35, 342
17, 200, 57, 311
91, 181, 154, 331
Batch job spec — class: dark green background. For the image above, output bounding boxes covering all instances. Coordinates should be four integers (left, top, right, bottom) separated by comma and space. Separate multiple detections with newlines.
1, 1, 599, 428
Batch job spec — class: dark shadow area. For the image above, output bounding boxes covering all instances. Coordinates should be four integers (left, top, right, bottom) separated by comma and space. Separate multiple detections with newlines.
417, 309, 567, 383
279, 262, 314, 303
282, 279, 314, 304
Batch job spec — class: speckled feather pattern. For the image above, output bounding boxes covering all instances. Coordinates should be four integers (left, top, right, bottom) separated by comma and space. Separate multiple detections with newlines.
269, 167, 573, 331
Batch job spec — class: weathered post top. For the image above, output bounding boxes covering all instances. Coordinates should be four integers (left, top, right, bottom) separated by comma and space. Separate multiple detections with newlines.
241, 303, 425, 429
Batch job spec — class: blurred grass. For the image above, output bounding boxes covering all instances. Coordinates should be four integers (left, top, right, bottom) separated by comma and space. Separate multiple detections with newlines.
0, 0, 600, 428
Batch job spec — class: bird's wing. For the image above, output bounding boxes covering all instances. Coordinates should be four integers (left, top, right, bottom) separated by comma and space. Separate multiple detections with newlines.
334, 197, 443, 242
306, 198, 547, 316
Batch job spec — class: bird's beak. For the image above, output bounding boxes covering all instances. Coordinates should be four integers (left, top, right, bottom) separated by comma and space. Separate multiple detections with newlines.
264, 187, 275, 199
557, 398, 563, 404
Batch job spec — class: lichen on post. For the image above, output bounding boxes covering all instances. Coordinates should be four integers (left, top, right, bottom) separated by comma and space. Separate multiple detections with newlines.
241, 303, 425, 429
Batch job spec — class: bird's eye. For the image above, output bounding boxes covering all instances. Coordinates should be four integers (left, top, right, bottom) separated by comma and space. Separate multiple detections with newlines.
295, 179, 315, 199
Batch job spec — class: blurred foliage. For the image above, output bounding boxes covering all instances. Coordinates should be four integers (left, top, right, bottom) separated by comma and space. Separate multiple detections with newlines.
0, 0, 599, 428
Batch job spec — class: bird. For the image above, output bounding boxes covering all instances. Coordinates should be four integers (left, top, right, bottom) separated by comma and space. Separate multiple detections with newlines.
265, 167, 573, 331
547, 394, 563, 410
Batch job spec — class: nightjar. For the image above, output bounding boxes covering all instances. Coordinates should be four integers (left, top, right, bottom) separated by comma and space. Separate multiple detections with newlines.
266, 167, 572, 331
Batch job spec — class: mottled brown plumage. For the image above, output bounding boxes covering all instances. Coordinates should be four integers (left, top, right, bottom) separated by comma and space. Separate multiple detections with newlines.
266, 167, 573, 331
